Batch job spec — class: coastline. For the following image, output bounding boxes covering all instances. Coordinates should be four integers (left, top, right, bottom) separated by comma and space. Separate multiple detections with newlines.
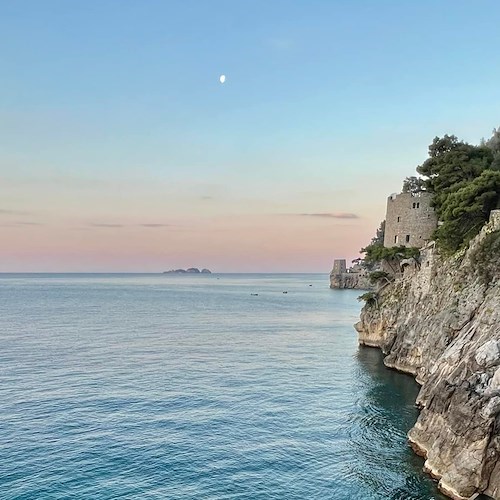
355, 212, 500, 500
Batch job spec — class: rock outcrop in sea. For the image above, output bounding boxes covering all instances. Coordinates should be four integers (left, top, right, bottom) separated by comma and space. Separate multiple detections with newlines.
330, 270, 371, 290
163, 268, 212, 274
356, 210, 500, 499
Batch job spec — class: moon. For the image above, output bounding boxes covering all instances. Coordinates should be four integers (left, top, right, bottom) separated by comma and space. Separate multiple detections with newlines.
219, 74, 226, 84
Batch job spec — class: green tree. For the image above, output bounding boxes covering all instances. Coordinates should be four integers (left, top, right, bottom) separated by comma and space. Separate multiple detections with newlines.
360, 243, 419, 275
402, 176, 425, 194
434, 170, 500, 252
361, 244, 419, 264
357, 291, 378, 308
427, 134, 460, 158
485, 127, 500, 170
370, 220, 385, 245
485, 127, 500, 152
415, 133, 498, 252
417, 138, 493, 218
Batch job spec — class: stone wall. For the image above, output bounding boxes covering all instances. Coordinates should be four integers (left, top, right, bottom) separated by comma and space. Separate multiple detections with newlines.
383, 192, 438, 248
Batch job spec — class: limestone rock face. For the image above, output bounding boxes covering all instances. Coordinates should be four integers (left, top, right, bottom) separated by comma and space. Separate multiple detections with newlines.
356, 213, 500, 499
330, 272, 371, 290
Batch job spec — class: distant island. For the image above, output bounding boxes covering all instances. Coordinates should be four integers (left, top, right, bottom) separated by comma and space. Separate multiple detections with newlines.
163, 268, 212, 274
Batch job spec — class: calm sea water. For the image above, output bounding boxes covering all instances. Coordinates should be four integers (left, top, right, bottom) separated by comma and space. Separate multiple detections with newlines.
0, 273, 445, 499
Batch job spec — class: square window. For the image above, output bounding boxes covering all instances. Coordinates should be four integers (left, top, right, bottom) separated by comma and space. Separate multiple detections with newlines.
394, 235, 398, 244
405, 235, 410, 243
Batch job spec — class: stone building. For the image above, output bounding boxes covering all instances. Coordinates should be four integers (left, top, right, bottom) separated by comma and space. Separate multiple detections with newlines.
331, 259, 347, 275
329, 258, 371, 290
383, 192, 438, 248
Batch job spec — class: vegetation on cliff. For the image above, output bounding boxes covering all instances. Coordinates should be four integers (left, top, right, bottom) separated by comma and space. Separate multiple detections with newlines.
470, 229, 500, 284
365, 128, 500, 256
416, 129, 500, 253
357, 291, 378, 307
362, 244, 419, 264
354, 127, 500, 499
356, 127, 500, 307
359, 215, 420, 281
356, 211, 500, 500
371, 220, 386, 246
368, 270, 392, 285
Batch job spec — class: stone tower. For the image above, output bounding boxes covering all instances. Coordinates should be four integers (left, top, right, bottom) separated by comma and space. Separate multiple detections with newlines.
331, 259, 347, 274
383, 192, 437, 248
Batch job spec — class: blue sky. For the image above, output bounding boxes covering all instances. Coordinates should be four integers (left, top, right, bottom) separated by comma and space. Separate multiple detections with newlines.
1, 1, 500, 271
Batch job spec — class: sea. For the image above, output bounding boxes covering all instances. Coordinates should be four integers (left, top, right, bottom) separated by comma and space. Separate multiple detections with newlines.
0, 273, 447, 499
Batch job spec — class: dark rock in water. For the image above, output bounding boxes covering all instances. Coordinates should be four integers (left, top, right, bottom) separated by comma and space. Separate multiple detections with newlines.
201, 269, 212, 274
163, 269, 188, 274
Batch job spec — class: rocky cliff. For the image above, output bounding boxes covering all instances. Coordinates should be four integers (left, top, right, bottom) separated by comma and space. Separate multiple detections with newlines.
330, 271, 371, 290
355, 210, 500, 499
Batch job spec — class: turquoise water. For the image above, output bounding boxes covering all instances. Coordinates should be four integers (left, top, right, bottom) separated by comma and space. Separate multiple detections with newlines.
0, 273, 445, 499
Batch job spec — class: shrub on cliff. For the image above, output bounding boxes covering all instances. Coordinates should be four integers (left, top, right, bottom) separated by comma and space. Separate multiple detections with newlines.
360, 244, 420, 277
357, 291, 378, 307
361, 244, 420, 264
369, 270, 392, 285
470, 230, 500, 285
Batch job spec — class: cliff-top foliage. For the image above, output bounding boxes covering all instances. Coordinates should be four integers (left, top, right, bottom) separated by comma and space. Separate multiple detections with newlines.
402, 176, 425, 194
416, 129, 500, 254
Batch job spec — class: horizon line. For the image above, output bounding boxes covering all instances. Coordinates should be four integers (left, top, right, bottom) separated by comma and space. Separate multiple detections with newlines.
0, 271, 328, 275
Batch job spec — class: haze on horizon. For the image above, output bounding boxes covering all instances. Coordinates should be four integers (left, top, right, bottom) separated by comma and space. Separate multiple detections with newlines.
1, 1, 500, 273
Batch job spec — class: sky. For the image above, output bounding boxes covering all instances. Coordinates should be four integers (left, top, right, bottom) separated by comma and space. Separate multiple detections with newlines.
1, 0, 500, 272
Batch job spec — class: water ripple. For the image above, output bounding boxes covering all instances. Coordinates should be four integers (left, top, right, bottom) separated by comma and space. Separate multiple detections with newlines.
0, 274, 445, 499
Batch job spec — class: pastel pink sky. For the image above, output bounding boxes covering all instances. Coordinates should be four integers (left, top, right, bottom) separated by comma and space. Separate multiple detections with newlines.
1, 172, 388, 272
